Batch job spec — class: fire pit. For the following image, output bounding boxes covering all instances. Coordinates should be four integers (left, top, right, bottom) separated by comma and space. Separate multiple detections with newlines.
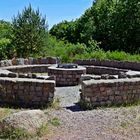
57, 63, 78, 69
48, 64, 86, 86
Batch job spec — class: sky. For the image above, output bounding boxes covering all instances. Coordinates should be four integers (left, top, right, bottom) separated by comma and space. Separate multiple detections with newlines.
0, 0, 93, 29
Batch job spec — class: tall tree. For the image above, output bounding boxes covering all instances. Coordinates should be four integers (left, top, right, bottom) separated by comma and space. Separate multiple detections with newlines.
0, 20, 14, 60
12, 4, 48, 57
50, 20, 77, 43
50, 0, 140, 53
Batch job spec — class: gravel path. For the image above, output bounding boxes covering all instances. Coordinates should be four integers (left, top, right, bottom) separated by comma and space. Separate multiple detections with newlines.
54, 85, 82, 111
44, 86, 140, 140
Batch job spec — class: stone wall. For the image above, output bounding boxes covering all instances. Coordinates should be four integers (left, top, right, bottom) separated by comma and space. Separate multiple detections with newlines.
81, 78, 140, 108
75, 59, 140, 71
86, 66, 127, 75
0, 57, 58, 67
2, 65, 51, 73
48, 66, 86, 86
0, 77, 55, 107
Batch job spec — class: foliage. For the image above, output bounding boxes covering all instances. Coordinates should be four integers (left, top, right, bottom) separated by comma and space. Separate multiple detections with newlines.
42, 36, 88, 62
39, 36, 140, 62
50, 0, 140, 54
36, 123, 50, 137
50, 20, 77, 43
0, 1, 140, 60
0, 20, 13, 39
12, 4, 48, 58
0, 126, 32, 140
48, 98, 61, 110
49, 117, 60, 126
0, 108, 12, 120
0, 20, 14, 60
0, 38, 13, 60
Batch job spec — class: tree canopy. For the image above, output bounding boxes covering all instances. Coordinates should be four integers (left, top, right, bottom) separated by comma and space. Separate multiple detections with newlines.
50, 0, 140, 53
12, 4, 48, 57
0, 20, 13, 59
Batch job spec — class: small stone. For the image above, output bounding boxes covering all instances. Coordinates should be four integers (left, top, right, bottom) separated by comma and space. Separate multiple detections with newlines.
8, 73, 17, 78
118, 72, 127, 79
11, 57, 17, 65
101, 74, 109, 79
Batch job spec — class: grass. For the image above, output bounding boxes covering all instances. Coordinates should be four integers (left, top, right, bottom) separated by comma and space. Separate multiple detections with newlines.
49, 98, 61, 110
33, 72, 48, 76
0, 105, 61, 139
49, 117, 61, 127
73, 50, 140, 62
0, 115, 60, 140
0, 108, 12, 120
40, 37, 140, 63
79, 99, 140, 110
0, 126, 32, 140
78, 100, 93, 110
36, 123, 51, 137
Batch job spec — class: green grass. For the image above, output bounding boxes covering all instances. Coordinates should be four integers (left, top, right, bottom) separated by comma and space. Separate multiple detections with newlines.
48, 98, 61, 110
73, 51, 140, 63
0, 108, 12, 120
49, 117, 61, 127
0, 126, 32, 140
36, 123, 51, 137
0, 115, 60, 139
36, 36, 140, 63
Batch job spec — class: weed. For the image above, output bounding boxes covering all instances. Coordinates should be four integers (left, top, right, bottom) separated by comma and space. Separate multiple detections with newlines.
120, 120, 132, 129
78, 100, 93, 110
0, 126, 32, 140
49, 98, 61, 110
0, 108, 12, 120
49, 117, 60, 127
36, 123, 51, 137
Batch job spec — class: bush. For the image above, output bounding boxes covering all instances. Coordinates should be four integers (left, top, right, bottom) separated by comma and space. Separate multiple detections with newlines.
41, 36, 87, 62
0, 38, 14, 60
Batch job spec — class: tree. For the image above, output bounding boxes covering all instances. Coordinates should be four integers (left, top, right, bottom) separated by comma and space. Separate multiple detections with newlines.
12, 4, 48, 57
109, 0, 140, 53
50, 20, 77, 43
0, 20, 14, 60
50, 0, 140, 54
0, 20, 13, 39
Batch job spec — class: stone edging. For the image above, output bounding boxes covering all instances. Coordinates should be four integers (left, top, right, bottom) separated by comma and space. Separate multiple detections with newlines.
74, 59, 140, 71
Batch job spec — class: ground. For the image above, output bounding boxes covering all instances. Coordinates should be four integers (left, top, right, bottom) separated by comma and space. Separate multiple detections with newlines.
45, 86, 140, 140
1, 86, 140, 140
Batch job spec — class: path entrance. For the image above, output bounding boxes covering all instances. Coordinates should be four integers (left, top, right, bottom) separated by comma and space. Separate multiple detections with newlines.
54, 85, 83, 111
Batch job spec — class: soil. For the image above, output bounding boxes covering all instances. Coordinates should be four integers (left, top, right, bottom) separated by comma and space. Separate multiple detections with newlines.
43, 86, 140, 140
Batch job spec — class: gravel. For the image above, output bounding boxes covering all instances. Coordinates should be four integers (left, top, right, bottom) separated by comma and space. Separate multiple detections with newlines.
41, 86, 140, 140
54, 85, 81, 109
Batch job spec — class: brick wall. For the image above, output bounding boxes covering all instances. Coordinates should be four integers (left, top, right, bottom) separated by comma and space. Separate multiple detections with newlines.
86, 66, 127, 75
48, 66, 86, 86
3, 65, 51, 73
0, 77, 55, 107
74, 59, 140, 71
0, 57, 58, 67
81, 78, 140, 108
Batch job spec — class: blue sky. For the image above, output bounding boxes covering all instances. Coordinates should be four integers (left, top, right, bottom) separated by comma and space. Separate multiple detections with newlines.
0, 0, 93, 29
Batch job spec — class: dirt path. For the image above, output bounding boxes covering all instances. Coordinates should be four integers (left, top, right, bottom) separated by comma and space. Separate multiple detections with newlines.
43, 86, 140, 140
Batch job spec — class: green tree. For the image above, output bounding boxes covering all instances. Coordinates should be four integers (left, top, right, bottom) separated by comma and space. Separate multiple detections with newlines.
12, 4, 48, 58
50, 0, 140, 54
0, 20, 13, 39
0, 20, 14, 60
50, 20, 77, 43
109, 0, 140, 53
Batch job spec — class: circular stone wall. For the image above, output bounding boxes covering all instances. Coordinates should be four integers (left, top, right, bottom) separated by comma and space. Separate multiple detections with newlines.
48, 65, 86, 86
